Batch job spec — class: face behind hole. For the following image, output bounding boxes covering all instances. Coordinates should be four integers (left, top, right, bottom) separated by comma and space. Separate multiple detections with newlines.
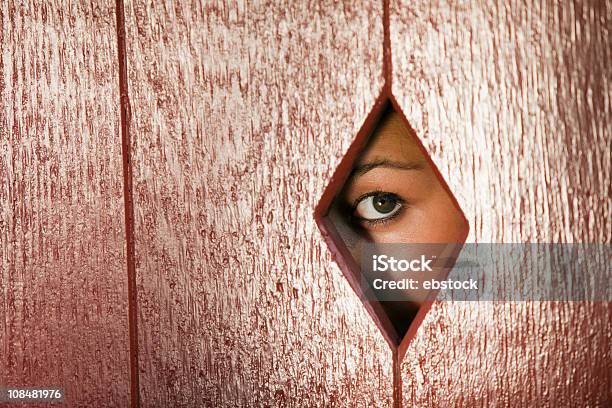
332, 109, 466, 249
327, 108, 468, 339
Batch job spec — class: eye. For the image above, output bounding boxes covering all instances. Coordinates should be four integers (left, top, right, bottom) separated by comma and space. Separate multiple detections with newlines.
353, 192, 403, 222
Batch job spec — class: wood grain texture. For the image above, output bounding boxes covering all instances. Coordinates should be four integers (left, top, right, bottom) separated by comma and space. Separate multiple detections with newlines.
124, 0, 393, 406
0, 1, 130, 406
390, 1, 611, 406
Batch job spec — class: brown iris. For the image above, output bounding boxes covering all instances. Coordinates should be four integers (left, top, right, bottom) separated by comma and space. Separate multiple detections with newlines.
372, 193, 397, 214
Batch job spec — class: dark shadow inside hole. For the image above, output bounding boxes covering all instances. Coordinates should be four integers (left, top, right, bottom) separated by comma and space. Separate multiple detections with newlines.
324, 104, 468, 342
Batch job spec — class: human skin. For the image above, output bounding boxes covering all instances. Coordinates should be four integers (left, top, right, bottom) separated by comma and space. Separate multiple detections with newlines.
337, 109, 466, 245
330, 108, 468, 337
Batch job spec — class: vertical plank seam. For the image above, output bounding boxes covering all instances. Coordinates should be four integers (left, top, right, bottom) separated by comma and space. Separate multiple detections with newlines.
393, 349, 403, 408
383, 0, 392, 92
115, 0, 140, 407
384, 1, 402, 407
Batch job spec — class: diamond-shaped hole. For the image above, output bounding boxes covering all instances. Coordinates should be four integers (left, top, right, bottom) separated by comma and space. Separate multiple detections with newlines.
315, 97, 468, 356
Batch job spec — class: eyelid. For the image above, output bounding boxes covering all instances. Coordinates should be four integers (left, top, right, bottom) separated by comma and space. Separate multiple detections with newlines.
350, 190, 405, 210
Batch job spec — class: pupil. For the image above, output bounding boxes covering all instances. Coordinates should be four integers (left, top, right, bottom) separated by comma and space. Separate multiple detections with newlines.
374, 194, 396, 213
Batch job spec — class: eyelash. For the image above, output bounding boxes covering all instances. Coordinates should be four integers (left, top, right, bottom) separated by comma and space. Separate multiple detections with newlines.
350, 191, 407, 226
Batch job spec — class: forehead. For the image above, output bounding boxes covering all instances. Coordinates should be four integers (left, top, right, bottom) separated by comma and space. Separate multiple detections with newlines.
357, 111, 425, 165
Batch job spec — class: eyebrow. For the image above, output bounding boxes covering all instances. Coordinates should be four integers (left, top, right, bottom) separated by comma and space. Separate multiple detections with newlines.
351, 159, 425, 176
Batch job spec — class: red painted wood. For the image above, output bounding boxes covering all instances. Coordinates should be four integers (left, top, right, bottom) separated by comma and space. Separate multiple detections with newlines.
0, 1, 131, 406
391, 1, 611, 406
2, 1, 608, 406
124, 0, 394, 406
